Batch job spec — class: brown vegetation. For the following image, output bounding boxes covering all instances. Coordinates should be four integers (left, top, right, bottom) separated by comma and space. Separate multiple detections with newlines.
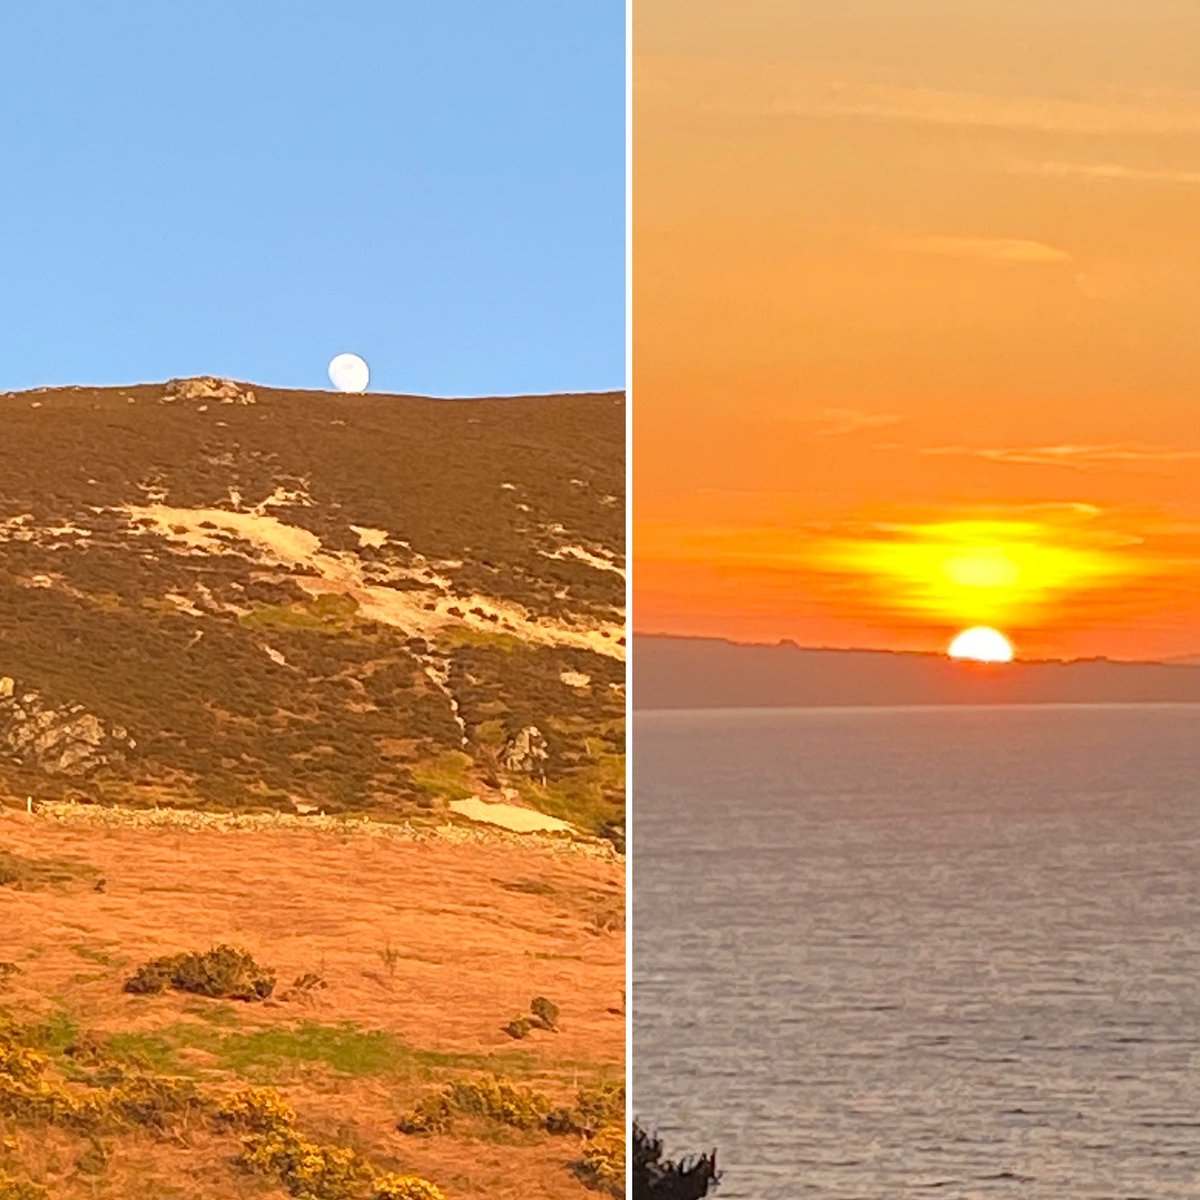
0, 382, 624, 832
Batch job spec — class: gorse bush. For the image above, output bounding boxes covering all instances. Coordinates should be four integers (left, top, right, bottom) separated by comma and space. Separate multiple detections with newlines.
124, 945, 276, 1001
1, 1036, 448, 1200
216, 1085, 299, 1133
397, 1076, 554, 1134
397, 1075, 625, 1145
370, 1175, 446, 1200
239, 1127, 368, 1199
574, 1080, 625, 1133
0, 1174, 49, 1200
225, 1085, 444, 1200
577, 1122, 625, 1196
0, 1018, 201, 1134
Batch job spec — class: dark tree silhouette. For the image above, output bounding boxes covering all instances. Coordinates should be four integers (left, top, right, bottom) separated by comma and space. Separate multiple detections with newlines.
632, 1121, 719, 1199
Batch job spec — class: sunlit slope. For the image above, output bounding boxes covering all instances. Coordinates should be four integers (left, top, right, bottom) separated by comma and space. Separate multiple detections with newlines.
0, 379, 625, 833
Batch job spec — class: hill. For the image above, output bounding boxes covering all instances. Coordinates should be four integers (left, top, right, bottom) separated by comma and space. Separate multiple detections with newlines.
0, 378, 624, 836
633, 634, 1200, 709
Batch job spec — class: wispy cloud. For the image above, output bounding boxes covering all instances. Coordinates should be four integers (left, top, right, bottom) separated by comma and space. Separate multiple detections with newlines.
809, 407, 901, 437
1014, 160, 1200, 185
808, 81, 1200, 135
889, 235, 1072, 265
923, 443, 1200, 470
641, 59, 1200, 136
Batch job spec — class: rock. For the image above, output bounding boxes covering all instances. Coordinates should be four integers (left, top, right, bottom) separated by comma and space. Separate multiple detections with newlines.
162, 376, 256, 406
0, 681, 135, 777
500, 725, 549, 781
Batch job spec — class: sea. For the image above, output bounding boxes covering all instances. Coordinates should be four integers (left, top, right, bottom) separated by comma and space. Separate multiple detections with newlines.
632, 704, 1200, 1199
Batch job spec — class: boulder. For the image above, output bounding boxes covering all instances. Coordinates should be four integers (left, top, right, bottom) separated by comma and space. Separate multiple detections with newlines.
0, 680, 135, 777
162, 376, 256, 406
500, 725, 549, 781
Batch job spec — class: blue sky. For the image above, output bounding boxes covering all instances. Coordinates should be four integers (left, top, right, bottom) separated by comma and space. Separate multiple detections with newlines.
0, 3, 624, 395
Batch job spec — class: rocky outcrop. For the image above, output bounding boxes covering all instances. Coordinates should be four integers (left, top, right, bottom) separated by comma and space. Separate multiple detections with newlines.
162, 377, 256, 405
0, 678, 135, 777
500, 725, 548, 781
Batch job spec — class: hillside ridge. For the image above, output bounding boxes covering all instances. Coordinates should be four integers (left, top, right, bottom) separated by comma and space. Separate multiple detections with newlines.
1, 377, 626, 837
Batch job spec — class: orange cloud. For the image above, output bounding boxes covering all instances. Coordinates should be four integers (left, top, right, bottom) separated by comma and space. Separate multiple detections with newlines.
1014, 160, 1200, 186
888, 235, 1072, 265
805, 516, 1137, 629
636, 502, 1200, 652
923, 443, 1200, 469
643, 58, 1200, 135
806, 408, 901, 437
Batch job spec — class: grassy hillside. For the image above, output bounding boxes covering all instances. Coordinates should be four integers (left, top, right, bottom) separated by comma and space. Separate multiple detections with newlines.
0, 811, 625, 1199
0, 379, 624, 836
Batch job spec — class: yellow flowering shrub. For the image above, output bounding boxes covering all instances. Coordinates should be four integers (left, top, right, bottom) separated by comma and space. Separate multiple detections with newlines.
0, 1173, 49, 1200
396, 1076, 552, 1134
217, 1085, 298, 1132
370, 1174, 447, 1200
239, 1127, 369, 1198
577, 1122, 624, 1196
1, 1022, 448, 1200
574, 1081, 625, 1133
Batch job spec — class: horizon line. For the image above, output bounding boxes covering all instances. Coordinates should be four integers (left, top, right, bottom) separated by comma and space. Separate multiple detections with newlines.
0, 376, 627, 403
632, 630, 1200, 668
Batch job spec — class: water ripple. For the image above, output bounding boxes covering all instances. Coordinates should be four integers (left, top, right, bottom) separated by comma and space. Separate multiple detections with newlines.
634, 705, 1200, 1199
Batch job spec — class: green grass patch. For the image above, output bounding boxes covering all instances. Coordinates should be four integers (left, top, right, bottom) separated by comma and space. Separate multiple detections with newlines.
0, 851, 99, 891
24, 1011, 81, 1055
435, 627, 522, 653
181, 1000, 241, 1027
240, 593, 360, 635
513, 763, 624, 837
411, 750, 477, 802
71, 944, 123, 968
105, 1031, 183, 1074
105, 1020, 536, 1085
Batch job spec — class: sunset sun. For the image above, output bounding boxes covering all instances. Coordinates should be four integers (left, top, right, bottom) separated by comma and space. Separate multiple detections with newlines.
948, 626, 1014, 663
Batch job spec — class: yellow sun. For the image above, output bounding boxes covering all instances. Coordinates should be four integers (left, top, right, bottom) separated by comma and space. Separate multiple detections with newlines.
948, 626, 1014, 663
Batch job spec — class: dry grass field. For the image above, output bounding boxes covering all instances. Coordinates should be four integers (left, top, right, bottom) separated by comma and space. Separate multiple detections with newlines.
0, 809, 624, 1199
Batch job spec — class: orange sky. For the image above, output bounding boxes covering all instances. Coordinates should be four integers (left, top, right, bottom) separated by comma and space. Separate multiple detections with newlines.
634, 0, 1200, 661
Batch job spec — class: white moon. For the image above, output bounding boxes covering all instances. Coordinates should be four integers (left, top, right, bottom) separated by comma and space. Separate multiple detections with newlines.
328, 352, 370, 393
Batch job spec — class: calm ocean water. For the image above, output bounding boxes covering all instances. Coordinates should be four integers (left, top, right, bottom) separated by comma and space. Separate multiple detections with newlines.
633, 705, 1200, 1199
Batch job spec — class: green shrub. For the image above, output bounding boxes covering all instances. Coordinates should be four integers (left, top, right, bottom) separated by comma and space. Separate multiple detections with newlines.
124, 945, 276, 1001
503, 1016, 533, 1040
530, 996, 559, 1031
